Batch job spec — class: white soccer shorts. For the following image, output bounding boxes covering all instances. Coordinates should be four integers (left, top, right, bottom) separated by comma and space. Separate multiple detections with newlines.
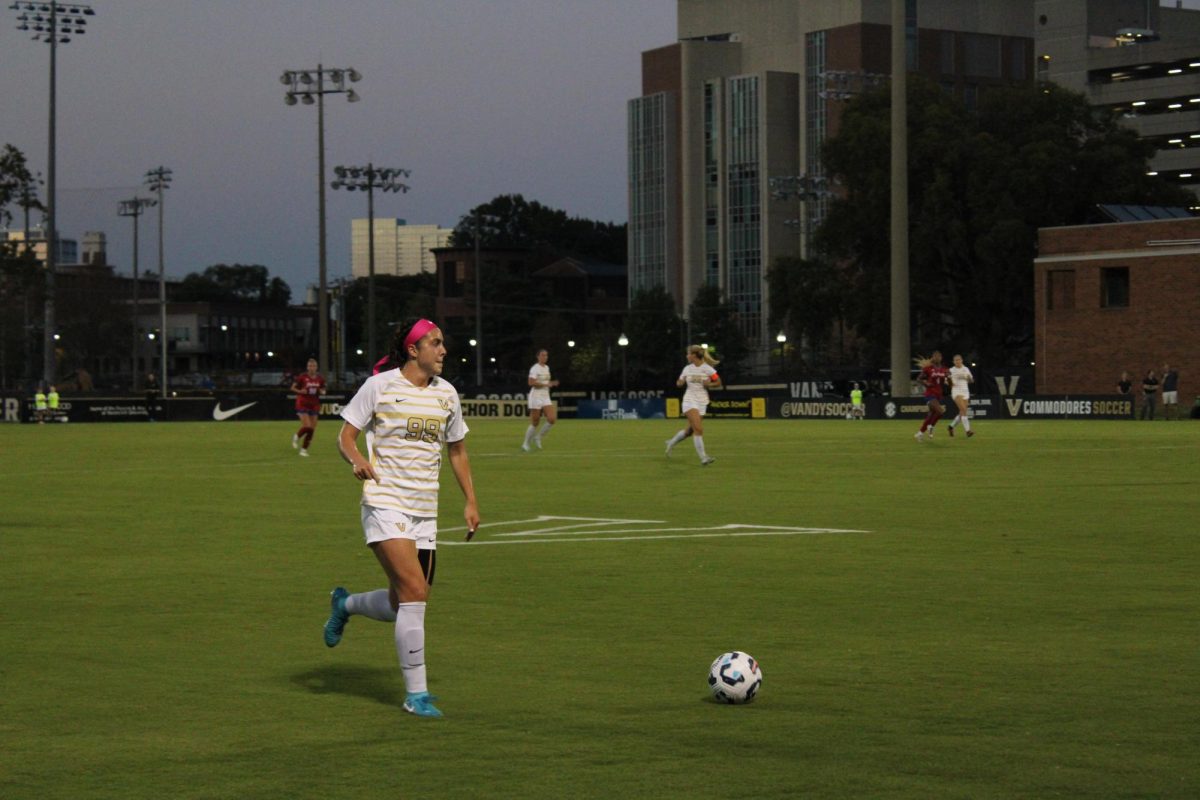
361, 505, 437, 549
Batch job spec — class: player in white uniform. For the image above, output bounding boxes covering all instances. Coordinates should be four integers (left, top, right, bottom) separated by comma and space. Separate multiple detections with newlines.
323, 318, 481, 719
664, 345, 721, 465
946, 354, 975, 438
521, 348, 559, 451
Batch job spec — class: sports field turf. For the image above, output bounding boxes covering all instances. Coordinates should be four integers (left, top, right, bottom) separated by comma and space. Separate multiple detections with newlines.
2, 417, 1197, 799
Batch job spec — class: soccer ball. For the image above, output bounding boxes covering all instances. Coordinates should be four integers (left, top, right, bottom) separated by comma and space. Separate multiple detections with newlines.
708, 651, 762, 704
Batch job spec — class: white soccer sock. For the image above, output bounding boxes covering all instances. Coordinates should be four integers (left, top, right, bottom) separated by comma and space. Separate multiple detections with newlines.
667, 429, 687, 447
536, 421, 552, 440
963, 416, 972, 432
395, 602, 428, 694
693, 435, 708, 459
949, 415, 959, 429
345, 589, 396, 622
523, 425, 536, 446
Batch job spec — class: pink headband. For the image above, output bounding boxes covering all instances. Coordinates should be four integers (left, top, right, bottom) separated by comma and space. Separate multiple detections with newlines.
403, 319, 437, 352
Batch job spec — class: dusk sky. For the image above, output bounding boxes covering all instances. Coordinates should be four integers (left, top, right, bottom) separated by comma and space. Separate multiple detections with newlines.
2, 0, 676, 296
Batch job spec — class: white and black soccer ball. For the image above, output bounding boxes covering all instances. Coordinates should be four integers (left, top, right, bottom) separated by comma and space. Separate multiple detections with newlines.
708, 651, 762, 704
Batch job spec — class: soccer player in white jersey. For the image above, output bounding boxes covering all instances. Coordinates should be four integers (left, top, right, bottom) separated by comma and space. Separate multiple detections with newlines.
522, 348, 559, 451
946, 353, 976, 438
664, 345, 721, 465
323, 317, 481, 719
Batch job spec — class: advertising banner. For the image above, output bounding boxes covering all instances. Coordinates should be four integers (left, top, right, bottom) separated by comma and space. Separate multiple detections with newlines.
19, 393, 349, 423
576, 398, 666, 419
666, 393, 766, 419
875, 396, 1001, 421
998, 396, 1134, 419
461, 398, 532, 419
1, 394, 25, 423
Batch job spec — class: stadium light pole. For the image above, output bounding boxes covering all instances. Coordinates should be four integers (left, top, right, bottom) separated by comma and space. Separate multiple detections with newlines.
145, 166, 172, 399
618, 332, 629, 391
330, 163, 410, 367
776, 331, 787, 378
118, 195, 156, 392
8, 1, 97, 384
890, 0, 911, 397
281, 65, 362, 372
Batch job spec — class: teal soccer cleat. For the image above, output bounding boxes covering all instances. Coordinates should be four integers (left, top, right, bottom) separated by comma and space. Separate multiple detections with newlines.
323, 587, 349, 648
403, 691, 444, 718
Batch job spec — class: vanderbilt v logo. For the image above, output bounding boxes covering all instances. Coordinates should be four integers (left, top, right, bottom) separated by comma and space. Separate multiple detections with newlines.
996, 376, 1020, 395
1006, 398, 1023, 417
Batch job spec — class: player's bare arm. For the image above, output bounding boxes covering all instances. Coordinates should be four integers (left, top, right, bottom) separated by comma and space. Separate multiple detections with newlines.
447, 439, 480, 539
337, 421, 379, 482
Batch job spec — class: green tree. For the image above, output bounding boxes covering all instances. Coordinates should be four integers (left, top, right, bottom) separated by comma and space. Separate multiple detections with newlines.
815, 78, 1194, 365
449, 194, 626, 263
625, 285, 682, 386
767, 255, 846, 368
342, 272, 437, 361
176, 264, 291, 306
1, 144, 45, 387
688, 285, 749, 382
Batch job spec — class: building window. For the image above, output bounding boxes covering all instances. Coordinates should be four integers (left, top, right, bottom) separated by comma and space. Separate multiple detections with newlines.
1046, 269, 1075, 310
962, 33, 1000, 78
939, 31, 955, 75
1100, 267, 1130, 308
1009, 39, 1027, 81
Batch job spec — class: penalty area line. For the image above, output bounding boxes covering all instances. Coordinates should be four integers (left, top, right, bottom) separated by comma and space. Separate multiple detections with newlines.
442, 527, 871, 546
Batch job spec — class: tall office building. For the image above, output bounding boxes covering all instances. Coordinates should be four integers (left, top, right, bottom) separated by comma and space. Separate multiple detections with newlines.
629, 1, 1034, 355
1035, 0, 1200, 192
349, 219, 453, 278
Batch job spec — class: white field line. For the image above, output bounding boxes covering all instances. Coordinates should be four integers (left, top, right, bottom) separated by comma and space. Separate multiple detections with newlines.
442, 527, 870, 546
440, 517, 869, 546
493, 522, 863, 538
440, 515, 663, 534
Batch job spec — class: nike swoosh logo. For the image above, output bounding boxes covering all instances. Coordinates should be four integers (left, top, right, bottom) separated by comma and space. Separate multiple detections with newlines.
408, 648, 423, 654
212, 401, 257, 421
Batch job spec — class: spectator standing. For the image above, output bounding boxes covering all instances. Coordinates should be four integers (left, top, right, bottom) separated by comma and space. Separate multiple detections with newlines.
1161, 364, 1180, 420
144, 372, 158, 422
1140, 369, 1159, 420
1116, 371, 1132, 395
34, 386, 47, 424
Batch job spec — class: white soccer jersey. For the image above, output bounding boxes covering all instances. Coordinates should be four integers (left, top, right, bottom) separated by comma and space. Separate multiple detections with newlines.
949, 366, 973, 396
341, 371, 468, 517
679, 363, 718, 405
528, 363, 552, 404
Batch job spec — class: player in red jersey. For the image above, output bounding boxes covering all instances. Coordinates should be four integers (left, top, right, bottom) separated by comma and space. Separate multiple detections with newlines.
914, 351, 948, 442
290, 357, 326, 456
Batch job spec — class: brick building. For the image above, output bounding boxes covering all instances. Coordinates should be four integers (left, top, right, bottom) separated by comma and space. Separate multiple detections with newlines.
1034, 213, 1200, 398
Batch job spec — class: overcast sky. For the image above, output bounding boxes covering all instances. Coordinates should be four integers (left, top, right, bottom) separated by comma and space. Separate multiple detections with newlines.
1, 0, 676, 295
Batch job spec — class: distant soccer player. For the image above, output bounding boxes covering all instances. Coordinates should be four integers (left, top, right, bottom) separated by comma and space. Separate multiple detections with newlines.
290, 358, 326, 456
914, 351, 948, 442
849, 382, 865, 420
324, 318, 480, 719
946, 354, 975, 438
664, 345, 721, 465
521, 348, 559, 451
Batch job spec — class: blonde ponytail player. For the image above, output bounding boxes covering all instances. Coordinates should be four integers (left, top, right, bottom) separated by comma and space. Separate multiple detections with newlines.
664, 345, 721, 465
946, 354, 976, 438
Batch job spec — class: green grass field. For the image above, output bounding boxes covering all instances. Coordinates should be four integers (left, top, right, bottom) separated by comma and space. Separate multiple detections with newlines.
2, 417, 1198, 799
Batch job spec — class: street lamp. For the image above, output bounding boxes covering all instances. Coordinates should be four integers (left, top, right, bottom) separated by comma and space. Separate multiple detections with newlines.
618, 332, 629, 391
281, 65, 362, 373
776, 331, 787, 378
8, 1, 97, 383
331, 163, 410, 366
145, 166, 172, 399
118, 195, 155, 391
